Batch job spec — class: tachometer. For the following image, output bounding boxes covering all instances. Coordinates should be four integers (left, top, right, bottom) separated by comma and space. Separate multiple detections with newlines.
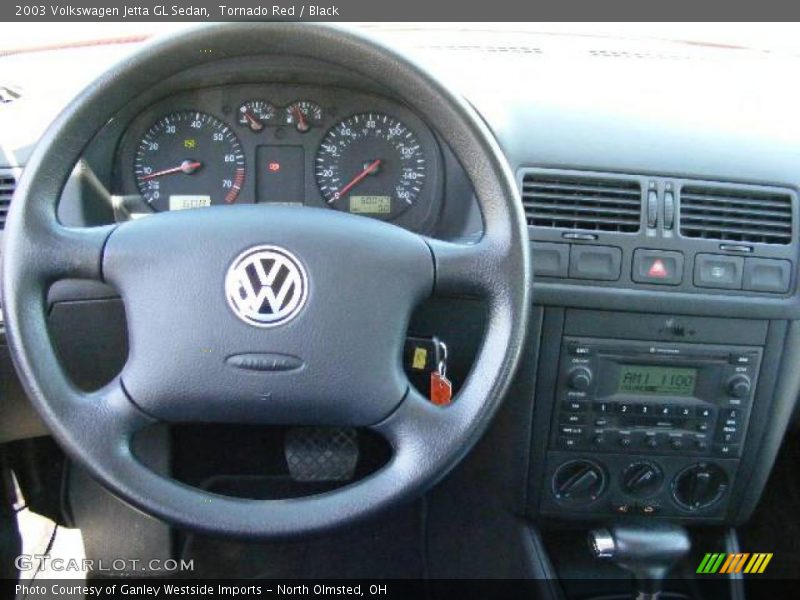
134, 111, 245, 212
315, 112, 426, 219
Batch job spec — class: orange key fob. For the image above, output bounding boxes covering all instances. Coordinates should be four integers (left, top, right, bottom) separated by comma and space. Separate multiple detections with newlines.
430, 371, 453, 406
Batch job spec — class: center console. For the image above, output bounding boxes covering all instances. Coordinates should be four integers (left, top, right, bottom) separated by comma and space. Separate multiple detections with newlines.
530, 309, 781, 524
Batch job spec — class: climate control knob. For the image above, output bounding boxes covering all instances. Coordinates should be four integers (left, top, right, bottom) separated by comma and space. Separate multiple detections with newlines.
726, 374, 751, 398
567, 367, 593, 391
672, 463, 728, 511
552, 459, 606, 505
621, 461, 663, 497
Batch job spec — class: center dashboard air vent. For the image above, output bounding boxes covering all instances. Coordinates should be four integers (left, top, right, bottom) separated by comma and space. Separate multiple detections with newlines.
0, 172, 17, 229
679, 185, 793, 245
521, 172, 642, 233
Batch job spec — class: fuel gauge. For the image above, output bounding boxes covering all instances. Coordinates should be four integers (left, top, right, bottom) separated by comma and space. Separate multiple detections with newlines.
285, 100, 323, 133
237, 100, 276, 132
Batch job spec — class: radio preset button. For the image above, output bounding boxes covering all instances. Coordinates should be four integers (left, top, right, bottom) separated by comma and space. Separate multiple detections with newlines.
722, 408, 740, 420
558, 436, 580, 449
560, 426, 585, 436
729, 353, 754, 365
713, 443, 739, 457
696, 407, 713, 418
594, 402, 612, 413
568, 343, 593, 357
670, 438, 685, 450
563, 414, 585, 425
716, 424, 741, 443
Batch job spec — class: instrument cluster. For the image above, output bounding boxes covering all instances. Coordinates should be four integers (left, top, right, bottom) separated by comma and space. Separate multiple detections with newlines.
115, 85, 443, 232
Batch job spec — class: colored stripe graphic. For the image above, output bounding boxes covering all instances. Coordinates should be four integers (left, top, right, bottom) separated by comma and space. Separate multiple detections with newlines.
697, 554, 714, 573
699, 553, 773, 574
710, 553, 726, 573
743, 553, 773, 574
697, 553, 726, 574
720, 553, 737, 573
723, 553, 750, 573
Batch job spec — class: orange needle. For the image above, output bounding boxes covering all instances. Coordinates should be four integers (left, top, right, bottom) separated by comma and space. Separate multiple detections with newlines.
243, 111, 263, 131
334, 159, 382, 201
141, 160, 202, 181
293, 105, 309, 131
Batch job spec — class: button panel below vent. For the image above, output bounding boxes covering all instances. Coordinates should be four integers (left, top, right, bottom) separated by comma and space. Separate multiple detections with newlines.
522, 173, 642, 233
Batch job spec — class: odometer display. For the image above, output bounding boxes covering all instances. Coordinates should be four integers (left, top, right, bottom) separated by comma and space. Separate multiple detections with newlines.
315, 113, 426, 220
350, 195, 392, 214
134, 111, 245, 211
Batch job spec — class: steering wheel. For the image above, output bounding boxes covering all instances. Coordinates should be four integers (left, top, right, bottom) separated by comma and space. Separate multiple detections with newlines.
2, 24, 530, 538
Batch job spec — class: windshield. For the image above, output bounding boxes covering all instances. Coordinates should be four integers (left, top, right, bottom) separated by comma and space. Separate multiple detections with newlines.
2, 22, 800, 55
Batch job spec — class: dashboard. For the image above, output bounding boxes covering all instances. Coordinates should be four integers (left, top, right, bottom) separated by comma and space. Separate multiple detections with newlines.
114, 84, 443, 231
2, 28, 800, 533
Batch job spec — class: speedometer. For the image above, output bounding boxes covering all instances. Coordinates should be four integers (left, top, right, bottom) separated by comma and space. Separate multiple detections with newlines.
134, 111, 245, 212
315, 113, 427, 219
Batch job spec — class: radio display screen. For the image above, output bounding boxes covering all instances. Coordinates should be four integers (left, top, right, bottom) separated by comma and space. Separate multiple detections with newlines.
617, 365, 697, 396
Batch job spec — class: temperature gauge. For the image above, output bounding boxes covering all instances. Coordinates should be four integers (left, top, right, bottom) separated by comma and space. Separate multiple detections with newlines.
237, 100, 276, 132
285, 100, 323, 133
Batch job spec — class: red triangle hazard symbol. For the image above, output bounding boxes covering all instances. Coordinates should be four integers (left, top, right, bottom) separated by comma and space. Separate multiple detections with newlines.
648, 259, 668, 278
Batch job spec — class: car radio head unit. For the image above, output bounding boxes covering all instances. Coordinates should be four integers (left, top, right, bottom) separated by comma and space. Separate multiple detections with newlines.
553, 337, 761, 459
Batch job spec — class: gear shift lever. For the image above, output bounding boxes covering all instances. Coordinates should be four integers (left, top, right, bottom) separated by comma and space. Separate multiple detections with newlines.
589, 524, 691, 600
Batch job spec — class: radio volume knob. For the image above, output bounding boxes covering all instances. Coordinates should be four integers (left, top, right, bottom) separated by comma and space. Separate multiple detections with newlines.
726, 374, 751, 398
567, 367, 593, 391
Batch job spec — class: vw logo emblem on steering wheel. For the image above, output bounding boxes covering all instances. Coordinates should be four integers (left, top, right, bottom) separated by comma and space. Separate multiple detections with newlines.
225, 245, 309, 328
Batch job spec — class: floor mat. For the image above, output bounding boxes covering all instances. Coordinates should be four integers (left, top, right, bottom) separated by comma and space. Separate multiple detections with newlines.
178, 476, 426, 579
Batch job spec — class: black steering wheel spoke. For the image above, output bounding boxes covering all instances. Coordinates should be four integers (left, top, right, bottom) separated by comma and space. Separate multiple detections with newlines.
45, 223, 117, 282
423, 236, 505, 298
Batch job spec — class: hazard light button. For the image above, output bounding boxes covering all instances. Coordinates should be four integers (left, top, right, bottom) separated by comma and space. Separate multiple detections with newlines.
633, 249, 684, 285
